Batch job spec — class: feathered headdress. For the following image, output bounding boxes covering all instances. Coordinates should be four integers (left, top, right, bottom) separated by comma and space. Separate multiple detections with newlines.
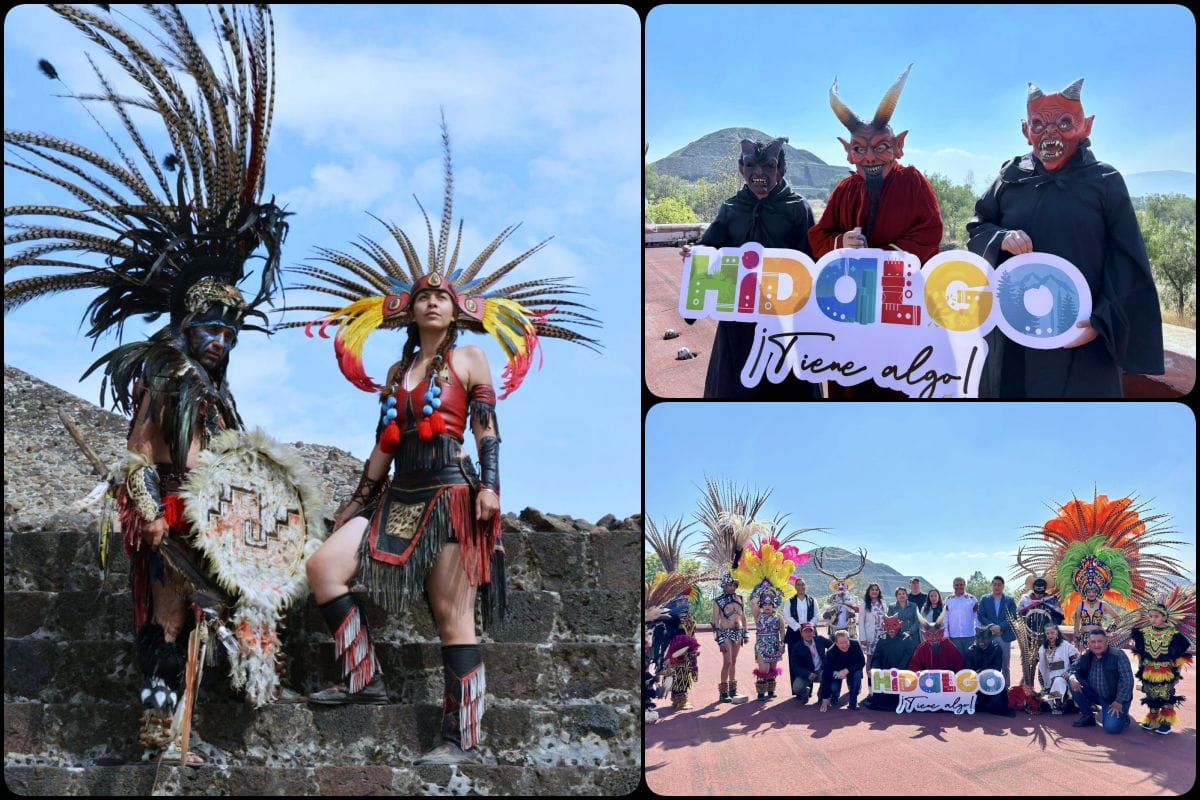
646, 516, 694, 576
732, 534, 801, 612
1147, 584, 1197, 648
1018, 492, 1187, 623
275, 117, 600, 400
4, 6, 288, 466
5, 5, 287, 342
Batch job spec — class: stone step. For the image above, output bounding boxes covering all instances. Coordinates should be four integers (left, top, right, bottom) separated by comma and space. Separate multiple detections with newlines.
3, 762, 641, 796
4, 636, 638, 706
4, 699, 636, 769
4, 524, 638, 596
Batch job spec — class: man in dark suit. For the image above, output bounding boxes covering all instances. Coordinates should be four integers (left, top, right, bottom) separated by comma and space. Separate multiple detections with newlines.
785, 579, 820, 700
975, 576, 1018, 688
790, 622, 831, 705
819, 630, 866, 712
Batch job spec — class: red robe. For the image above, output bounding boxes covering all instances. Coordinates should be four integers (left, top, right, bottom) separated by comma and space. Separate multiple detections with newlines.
809, 164, 943, 261
907, 638, 965, 672
809, 164, 944, 399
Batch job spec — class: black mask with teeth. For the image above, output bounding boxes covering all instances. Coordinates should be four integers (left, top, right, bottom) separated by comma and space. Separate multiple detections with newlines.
738, 137, 788, 199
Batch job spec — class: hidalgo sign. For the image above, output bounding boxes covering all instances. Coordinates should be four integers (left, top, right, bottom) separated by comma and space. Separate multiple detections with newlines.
679, 245, 1092, 397
870, 668, 1006, 714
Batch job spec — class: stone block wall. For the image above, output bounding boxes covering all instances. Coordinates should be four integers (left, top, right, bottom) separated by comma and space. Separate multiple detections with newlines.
3, 366, 641, 795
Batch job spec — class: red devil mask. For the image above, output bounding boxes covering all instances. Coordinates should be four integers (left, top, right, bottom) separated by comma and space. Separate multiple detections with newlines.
883, 615, 902, 636
830, 64, 911, 181
1023, 78, 1094, 172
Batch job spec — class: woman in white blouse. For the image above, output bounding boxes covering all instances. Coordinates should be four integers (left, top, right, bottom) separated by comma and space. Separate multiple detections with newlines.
859, 583, 887, 697
1037, 623, 1076, 714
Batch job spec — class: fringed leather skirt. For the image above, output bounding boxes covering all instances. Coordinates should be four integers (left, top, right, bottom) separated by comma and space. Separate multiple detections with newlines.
356, 454, 506, 630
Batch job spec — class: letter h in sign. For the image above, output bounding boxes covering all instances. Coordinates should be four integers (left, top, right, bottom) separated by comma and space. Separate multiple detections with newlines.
881, 258, 920, 326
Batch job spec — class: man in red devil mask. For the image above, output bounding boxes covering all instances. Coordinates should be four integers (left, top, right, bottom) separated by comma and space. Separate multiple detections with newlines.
966, 79, 1164, 397
809, 65, 944, 399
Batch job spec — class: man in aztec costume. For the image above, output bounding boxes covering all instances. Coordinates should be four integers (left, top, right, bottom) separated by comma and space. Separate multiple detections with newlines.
967, 79, 1164, 397
646, 518, 701, 711
1014, 491, 1189, 726
278, 119, 598, 763
812, 548, 865, 640
686, 137, 821, 399
809, 65, 944, 400
731, 537, 805, 701
1129, 586, 1195, 735
3, 5, 320, 764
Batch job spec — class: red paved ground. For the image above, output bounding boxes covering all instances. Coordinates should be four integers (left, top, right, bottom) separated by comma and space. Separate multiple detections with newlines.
644, 246, 711, 399
646, 631, 1196, 796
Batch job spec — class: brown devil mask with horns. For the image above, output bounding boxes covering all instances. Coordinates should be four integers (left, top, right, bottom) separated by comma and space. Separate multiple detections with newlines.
1023, 78, 1094, 172
829, 64, 911, 181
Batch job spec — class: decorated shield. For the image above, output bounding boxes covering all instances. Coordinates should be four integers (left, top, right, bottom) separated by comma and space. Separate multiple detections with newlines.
180, 428, 326, 706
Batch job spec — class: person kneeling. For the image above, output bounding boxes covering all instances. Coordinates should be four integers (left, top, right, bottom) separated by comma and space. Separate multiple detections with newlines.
1068, 629, 1133, 734
818, 630, 865, 712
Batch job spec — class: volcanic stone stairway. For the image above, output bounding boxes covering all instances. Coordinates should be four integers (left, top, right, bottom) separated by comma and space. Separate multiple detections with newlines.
4, 512, 640, 795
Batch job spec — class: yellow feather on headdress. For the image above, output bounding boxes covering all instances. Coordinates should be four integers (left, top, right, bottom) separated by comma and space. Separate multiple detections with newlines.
731, 539, 798, 604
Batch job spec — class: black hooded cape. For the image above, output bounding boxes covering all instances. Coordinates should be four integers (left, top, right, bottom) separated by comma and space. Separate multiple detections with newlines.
966, 144, 1164, 397
698, 179, 822, 399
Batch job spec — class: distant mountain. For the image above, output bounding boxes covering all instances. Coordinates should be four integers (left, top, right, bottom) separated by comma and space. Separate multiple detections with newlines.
1124, 170, 1195, 198
650, 127, 849, 191
791, 546, 933, 600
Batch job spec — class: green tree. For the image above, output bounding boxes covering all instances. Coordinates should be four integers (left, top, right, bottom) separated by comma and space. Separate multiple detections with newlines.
1138, 194, 1197, 314
645, 552, 663, 585
965, 570, 990, 599
646, 196, 700, 224
925, 171, 979, 249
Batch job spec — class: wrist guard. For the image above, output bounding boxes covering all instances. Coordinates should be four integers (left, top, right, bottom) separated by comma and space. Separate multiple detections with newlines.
345, 461, 385, 512
469, 385, 499, 440
478, 436, 500, 493
125, 455, 164, 524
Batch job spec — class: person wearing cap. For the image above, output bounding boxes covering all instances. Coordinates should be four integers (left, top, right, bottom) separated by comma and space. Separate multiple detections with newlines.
906, 579, 927, 612
679, 136, 822, 399
784, 579, 819, 700
792, 623, 831, 705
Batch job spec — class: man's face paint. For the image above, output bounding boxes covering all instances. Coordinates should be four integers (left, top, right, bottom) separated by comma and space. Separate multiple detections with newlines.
839, 127, 907, 181
1023, 95, 1093, 172
738, 138, 786, 200
187, 323, 237, 371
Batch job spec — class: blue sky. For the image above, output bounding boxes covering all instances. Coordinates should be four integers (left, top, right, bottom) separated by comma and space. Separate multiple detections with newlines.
647, 4, 1197, 191
3, 5, 641, 521
646, 403, 1197, 593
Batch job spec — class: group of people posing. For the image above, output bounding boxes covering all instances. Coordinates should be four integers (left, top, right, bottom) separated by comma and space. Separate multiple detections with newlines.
683, 67, 1164, 399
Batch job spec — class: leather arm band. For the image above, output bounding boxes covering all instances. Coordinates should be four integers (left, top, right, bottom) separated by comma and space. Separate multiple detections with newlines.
340, 460, 385, 516
126, 461, 165, 523
478, 436, 500, 493
469, 384, 500, 440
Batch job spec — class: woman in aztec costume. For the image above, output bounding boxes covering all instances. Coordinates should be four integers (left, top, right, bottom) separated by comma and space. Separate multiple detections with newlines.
1130, 586, 1195, 735
645, 517, 701, 711
3, 5, 298, 763
693, 477, 820, 705
280, 121, 599, 764
732, 535, 805, 701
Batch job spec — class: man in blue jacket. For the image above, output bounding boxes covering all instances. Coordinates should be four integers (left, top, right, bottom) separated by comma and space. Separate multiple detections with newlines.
1068, 629, 1134, 734
976, 576, 1017, 689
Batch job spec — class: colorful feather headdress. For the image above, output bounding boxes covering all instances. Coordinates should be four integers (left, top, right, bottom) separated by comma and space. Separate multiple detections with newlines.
732, 535, 802, 610
276, 118, 600, 399
4, 5, 287, 347
1147, 584, 1197, 648
1017, 492, 1187, 624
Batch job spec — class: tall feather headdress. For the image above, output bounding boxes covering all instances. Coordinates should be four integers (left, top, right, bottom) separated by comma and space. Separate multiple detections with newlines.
4, 5, 289, 466
1018, 491, 1187, 624
274, 117, 601, 400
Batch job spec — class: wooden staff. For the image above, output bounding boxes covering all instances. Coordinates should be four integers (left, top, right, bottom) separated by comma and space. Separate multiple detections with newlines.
57, 410, 108, 477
